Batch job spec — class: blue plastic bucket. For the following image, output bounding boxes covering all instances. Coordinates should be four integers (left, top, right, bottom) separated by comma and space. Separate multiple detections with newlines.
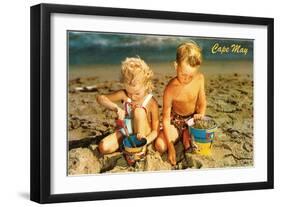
122, 135, 147, 164
122, 135, 147, 153
186, 116, 217, 155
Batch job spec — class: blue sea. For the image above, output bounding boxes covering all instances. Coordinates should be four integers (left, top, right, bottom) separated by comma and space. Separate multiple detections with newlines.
68, 31, 253, 67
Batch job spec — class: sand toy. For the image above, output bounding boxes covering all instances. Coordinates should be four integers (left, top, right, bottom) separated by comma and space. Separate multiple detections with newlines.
186, 116, 217, 156
122, 135, 147, 165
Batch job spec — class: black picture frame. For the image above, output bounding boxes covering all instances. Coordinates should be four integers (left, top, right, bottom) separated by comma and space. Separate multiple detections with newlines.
30, 3, 274, 204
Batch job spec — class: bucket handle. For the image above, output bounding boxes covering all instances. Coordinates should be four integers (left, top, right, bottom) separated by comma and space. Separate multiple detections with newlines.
206, 130, 216, 141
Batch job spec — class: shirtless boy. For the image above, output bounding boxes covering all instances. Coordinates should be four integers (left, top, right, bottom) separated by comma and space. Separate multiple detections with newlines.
155, 41, 207, 165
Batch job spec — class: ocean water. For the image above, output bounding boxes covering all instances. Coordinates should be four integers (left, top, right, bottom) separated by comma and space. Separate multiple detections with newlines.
68, 31, 253, 81
68, 31, 253, 66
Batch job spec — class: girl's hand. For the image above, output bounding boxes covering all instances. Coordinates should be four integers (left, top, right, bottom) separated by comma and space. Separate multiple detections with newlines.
116, 107, 125, 120
194, 113, 204, 120
136, 133, 145, 140
131, 102, 141, 110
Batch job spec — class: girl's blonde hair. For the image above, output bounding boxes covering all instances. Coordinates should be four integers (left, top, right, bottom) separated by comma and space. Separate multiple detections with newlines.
121, 57, 154, 92
176, 41, 202, 67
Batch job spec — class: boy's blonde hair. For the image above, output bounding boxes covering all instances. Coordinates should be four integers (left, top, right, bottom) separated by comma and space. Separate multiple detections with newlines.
121, 57, 154, 92
176, 41, 202, 67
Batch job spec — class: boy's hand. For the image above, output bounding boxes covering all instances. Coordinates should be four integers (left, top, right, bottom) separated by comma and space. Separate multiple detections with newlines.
194, 114, 204, 120
167, 142, 176, 166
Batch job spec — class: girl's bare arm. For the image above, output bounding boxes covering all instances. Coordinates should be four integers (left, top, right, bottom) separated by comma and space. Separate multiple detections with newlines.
96, 90, 126, 111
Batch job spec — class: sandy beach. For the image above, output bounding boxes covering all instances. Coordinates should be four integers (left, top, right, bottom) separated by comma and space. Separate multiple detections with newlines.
67, 61, 253, 175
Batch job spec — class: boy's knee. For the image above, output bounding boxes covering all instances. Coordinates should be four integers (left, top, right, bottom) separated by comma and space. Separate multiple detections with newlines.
133, 107, 146, 119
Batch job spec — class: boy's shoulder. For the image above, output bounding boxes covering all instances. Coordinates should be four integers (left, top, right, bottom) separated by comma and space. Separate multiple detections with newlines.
194, 72, 205, 86
166, 77, 179, 87
197, 72, 204, 78
164, 77, 179, 93
195, 72, 205, 80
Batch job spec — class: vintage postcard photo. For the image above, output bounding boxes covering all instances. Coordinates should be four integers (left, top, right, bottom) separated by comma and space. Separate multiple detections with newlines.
67, 31, 253, 175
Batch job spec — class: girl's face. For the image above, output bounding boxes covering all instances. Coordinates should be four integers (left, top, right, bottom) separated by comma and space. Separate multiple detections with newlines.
125, 83, 147, 102
175, 61, 198, 84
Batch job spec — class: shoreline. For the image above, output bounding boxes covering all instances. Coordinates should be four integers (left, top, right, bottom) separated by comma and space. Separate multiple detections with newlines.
69, 60, 253, 81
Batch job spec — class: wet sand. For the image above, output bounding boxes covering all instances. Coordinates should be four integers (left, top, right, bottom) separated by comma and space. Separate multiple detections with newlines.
68, 61, 253, 175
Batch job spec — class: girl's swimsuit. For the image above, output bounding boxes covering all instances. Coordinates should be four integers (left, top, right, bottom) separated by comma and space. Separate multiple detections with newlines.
118, 93, 153, 136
